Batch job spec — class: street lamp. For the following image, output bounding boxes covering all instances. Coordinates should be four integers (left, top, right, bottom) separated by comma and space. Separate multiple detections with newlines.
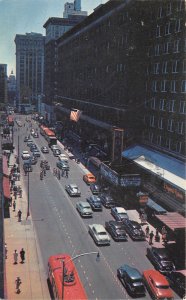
24, 163, 30, 218
60, 251, 100, 300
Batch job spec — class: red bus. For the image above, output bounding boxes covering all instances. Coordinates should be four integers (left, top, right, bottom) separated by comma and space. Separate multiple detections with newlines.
40, 125, 47, 136
48, 253, 87, 300
7, 115, 14, 126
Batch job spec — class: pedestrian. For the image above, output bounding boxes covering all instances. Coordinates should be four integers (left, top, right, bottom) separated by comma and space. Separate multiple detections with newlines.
17, 173, 20, 181
18, 210, 22, 222
145, 225, 150, 238
61, 169, 64, 177
15, 276, 21, 293
5, 243, 8, 259
14, 190, 17, 199
155, 228, 160, 242
13, 200, 16, 211
19, 189, 22, 198
20, 248, 25, 263
149, 231, 154, 245
66, 170, 68, 178
13, 250, 18, 264
161, 225, 167, 235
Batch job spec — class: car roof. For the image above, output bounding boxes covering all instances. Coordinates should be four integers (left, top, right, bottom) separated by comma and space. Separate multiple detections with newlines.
78, 201, 90, 207
115, 207, 127, 213
120, 264, 142, 280
70, 184, 78, 188
90, 195, 101, 201
91, 224, 105, 232
143, 269, 169, 285
22, 150, 29, 153
108, 220, 124, 228
152, 247, 169, 258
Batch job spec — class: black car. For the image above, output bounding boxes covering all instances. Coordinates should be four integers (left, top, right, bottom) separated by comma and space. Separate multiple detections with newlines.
122, 219, 146, 241
117, 264, 146, 297
105, 220, 128, 242
99, 193, 115, 208
86, 195, 102, 211
29, 156, 38, 165
23, 163, 33, 172
41, 146, 49, 153
146, 247, 175, 273
24, 136, 29, 142
167, 270, 186, 299
90, 183, 101, 195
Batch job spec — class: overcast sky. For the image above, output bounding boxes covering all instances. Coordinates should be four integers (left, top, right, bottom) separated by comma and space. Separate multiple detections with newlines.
0, 0, 107, 76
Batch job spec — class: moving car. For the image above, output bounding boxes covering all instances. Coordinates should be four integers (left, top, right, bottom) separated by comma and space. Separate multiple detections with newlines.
83, 173, 96, 185
117, 264, 145, 297
30, 145, 38, 152
27, 140, 33, 146
33, 132, 39, 138
53, 149, 61, 157
88, 224, 110, 246
105, 220, 128, 242
51, 145, 59, 152
29, 155, 38, 165
143, 269, 174, 300
167, 270, 186, 299
76, 201, 93, 217
32, 149, 41, 157
58, 153, 68, 162
41, 146, 49, 153
23, 162, 33, 172
146, 247, 175, 273
111, 207, 129, 221
21, 150, 30, 160
99, 193, 116, 208
90, 183, 101, 195
122, 219, 146, 241
56, 160, 69, 170
86, 195, 102, 211
65, 184, 81, 197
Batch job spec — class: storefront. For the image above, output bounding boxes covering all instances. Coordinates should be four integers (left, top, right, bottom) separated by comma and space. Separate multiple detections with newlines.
3, 177, 11, 218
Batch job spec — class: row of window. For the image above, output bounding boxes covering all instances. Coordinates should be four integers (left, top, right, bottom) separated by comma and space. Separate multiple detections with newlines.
148, 115, 185, 134
157, 2, 184, 19
148, 59, 186, 75
150, 80, 186, 93
146, 98, 186, 114
147, 131, 183, 154
155, 19, 182, 38
148, 39, 186, 57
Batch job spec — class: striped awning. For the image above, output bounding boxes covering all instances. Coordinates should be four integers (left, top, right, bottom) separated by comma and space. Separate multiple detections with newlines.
155, 212, 186, 231
3, 156, 9, 177
3, 177, 11, 200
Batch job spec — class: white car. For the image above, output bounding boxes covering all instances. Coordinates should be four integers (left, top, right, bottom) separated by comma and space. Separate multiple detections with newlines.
111, 207, 129, 221
76, 201, 93, 217
88, 224, 110, 246
21, 150, 30, 160
58, 153, 68, 162
51, 145, 59, 152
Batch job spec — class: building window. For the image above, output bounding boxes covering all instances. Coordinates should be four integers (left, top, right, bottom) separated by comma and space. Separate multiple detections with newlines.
172, 60, 179, 73
181, 80, 186, 93
156, 25, 161, 37
161, 80, 167, 92
155, 44, 160, 56
177, 1, 183, 11
158, 117, 163, 129
165, 138, 171, 149
177, 122, 184, 134
159, 99, 166, 111
157, 135, 162, 145
154, 62, 160, 74
168, 100, 175, 112
167, 119, 174, 132
183, 60, 186, 73
151, 97, 156, 109
173, 39, 180, 53
149, 132, 154, 142
152, 80, 158, 92
179, 101, 186, 114
162, 61, 168, 74
157, 6, 163, 18
166, 3, 172, 15
165, 22, 171, 35
163, 42, 171, 54
150, 115, 155, 127
176, 141, 182, 153
170, 81, 176, 93
175, 19, 181, 32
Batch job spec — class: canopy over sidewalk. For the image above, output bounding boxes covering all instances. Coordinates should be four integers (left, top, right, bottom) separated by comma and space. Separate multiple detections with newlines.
155, 212, 186, 232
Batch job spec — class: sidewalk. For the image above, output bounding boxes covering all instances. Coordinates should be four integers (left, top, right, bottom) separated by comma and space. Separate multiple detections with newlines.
4, 153, 50, 300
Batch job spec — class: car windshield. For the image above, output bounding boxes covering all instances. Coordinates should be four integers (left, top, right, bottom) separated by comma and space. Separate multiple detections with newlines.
156, 284, 169, 289
119, 213, 127, 217
161, 261, 173, 267
99, 232, 107, 235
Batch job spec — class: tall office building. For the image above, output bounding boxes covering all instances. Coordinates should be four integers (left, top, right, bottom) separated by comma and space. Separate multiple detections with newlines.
7, 71, 16, 106
0, 64, 8, 105
14, 32, 45, 110
63, 0, 87, 18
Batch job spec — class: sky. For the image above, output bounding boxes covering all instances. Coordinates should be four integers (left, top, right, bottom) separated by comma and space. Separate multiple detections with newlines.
0, 0, 107, 76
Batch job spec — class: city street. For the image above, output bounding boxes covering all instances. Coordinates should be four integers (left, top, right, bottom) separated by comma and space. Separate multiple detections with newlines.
12, 115, 163, 300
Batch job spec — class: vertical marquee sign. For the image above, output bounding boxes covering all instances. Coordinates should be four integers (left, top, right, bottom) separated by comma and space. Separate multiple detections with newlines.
112, 127, 124, 162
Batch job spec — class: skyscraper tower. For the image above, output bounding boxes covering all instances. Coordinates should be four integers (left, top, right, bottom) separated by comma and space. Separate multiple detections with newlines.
74, 0, 81, 11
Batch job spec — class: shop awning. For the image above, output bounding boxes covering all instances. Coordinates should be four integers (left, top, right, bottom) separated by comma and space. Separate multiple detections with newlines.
3, 177, 11, 200
122, 145, 186, 192
3, 156, 9, 177
155, 212, 186, 231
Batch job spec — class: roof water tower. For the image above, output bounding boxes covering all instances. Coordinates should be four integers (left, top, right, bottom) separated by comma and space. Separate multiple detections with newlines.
74, 0, 81, 11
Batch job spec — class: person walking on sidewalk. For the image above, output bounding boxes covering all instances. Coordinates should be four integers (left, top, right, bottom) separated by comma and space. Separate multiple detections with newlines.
149, 231, 154, 245
20, 248, 25, 263
5, 243, 8, 259
145, 225, 150, 238
18, 210, 22, 222
15, 276, 21, 294
13, 200, 16, 211
13, 250, 18, 264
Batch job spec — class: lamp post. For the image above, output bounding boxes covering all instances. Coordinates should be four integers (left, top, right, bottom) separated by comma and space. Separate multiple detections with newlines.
60, 251, 100, 300
17, 135, 20, 165
25, 163, 30, 218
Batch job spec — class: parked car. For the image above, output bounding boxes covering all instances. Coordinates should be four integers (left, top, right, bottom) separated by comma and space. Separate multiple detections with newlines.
27, 140, 33, 146
53, 149, 61, 157
33, 132, 39, 138
51, 145, 59, 152
29, 156, 38, 165
146, 247, 175, 273
117, 264, 145, 297
86, 195, 102, 211
56, 160, 69, 170
76, 201, 93, 217
167, 270, 186, 299
30, 146, 38, 152
111, 207, 129, 221
58, 153, 68, 162
41, 146, 49, 153
24, 136, 29, 142
122, 219, 146, 241
99, 193, 116, 208
105, 220, 128, 242
143, 269, 174, 300
90, 183, 101, 195
32, 149, 41, 157
83, 173, 96, 185
21, 150, 30, 160
65, 184, 81, 196
88, 224, 110, 246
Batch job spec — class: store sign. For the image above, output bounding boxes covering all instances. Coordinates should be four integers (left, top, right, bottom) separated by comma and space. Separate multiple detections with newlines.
120, 175, 141, 187
100, 163, 119, 186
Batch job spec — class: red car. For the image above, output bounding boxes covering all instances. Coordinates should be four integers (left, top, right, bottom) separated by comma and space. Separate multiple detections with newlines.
83, 173, 96, 185
143, 269, 174, 300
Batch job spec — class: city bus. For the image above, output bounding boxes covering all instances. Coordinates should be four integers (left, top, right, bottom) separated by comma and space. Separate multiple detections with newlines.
48, 253, 87, 300
40, 125, 57, 147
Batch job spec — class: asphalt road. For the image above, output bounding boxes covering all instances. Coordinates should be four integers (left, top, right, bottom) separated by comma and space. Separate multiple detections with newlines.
14, 115, 155, 300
